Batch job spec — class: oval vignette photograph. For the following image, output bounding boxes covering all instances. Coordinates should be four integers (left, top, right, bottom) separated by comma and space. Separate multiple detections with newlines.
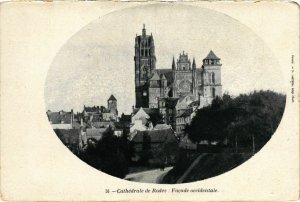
45, 4, 286, 184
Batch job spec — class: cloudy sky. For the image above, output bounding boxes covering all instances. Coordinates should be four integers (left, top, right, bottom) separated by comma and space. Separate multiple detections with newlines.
45, 4, 285, 114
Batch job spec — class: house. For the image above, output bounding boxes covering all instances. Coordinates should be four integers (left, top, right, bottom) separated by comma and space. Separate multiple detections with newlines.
83, 105, 102, 116
102, 110, 118, 121
131, 107, 150, 125
84, 128, 108, 142
47, 110, 74, 129
158, 97, 179, 130
130, 120, 148, 133
81, 95, 119, 123
130, 107, 154, 132
82, 105, 103, 122
175, 109, 193, 136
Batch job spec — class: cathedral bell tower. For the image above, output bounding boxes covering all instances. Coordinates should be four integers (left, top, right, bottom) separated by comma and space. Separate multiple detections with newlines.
134, 24, 156, 108
201, 50, 222, 101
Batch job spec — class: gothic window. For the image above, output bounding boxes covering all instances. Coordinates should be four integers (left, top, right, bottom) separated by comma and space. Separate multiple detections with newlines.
140, 48, 143, 56
211, 87, 216, 98
211, 72, 215, 84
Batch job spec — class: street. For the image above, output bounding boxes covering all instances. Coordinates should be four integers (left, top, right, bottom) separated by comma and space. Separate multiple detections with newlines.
124, 167, 173, 183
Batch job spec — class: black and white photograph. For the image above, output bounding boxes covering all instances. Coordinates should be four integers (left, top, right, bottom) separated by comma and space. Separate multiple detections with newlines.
1, 2, 298, 201
45, 4, 286, 184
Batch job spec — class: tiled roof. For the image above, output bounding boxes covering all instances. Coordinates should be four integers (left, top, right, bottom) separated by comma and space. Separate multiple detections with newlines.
132, 107, 159, 115
131, 129, 175, 143
47, 111, 72, 124
150, 72, 160, 80
91, 121, 114, 128
86, 128, 107, 140
155, 69, 173, 85
84, 106, 101, 113
91, 114, 102, 122
176, 110, 193, 118
153, 124, 172, 130
204, 50, 220, 60
108, 94, 117, 101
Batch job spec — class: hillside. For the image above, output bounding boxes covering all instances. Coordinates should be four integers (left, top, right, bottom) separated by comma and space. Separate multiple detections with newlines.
162, 153, 252, 184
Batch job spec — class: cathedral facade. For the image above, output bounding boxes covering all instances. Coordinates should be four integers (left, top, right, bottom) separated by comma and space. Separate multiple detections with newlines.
134, 25, 222, 110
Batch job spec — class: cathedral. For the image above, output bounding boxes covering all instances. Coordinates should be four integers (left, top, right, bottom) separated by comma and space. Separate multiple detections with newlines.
134, 25, 222, 110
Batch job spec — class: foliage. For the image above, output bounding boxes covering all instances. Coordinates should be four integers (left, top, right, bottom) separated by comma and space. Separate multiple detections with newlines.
148, 111, 164, 126
186, 90, 286, 152
79, 126, 129, 178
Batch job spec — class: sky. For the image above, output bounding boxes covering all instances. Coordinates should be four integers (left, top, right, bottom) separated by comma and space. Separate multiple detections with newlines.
45, 4, 285, 114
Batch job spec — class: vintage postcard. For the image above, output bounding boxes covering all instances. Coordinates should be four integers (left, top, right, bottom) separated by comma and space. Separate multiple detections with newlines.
0, 1, 299, 201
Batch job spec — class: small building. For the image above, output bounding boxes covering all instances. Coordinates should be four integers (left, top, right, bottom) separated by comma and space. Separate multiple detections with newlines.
175, 109, 193, 136
81, 95, 119, 123
81, 105, 104, 123
131, 107, 150, 125
102, 111, 118, 121
158, 97, 179, 130
47, 110, 74, 129
130, 120, 148, 133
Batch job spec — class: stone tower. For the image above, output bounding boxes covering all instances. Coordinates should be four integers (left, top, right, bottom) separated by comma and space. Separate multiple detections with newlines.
200, 50, 222, 106
149, 72, 161, 108
107, 94, 118, 115
134, 24, 156, 108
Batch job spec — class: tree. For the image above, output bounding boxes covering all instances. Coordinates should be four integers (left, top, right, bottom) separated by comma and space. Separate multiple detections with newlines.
186, 90, 286, 153
148, 111, 164, 126
79, 126, 130, 178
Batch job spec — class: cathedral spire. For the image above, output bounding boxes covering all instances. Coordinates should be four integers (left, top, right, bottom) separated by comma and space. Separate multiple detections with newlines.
192, 57, 196, 69
135, 37, 138, 47
142, 24, 146, 36
172, 56, 176, 70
